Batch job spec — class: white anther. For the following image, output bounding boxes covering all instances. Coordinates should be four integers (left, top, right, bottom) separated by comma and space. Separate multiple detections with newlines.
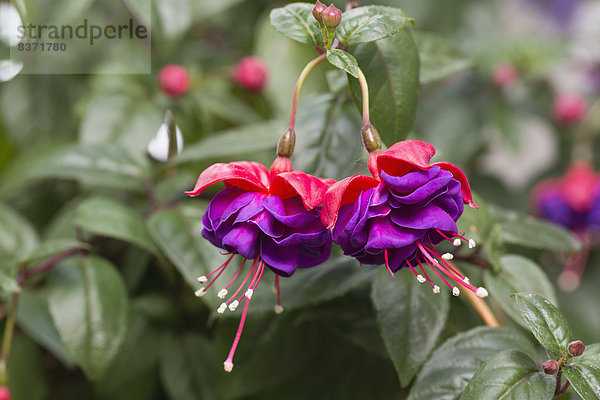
453, 238, 462, 247
452, 287, 460, 297
417, 274, 426, 284
468, 239, 476, 249
245, 289, 254, 300
218, 289, 228, 299
476, 287, 489, 298
433, 285, 440, 294
228, 300, 239, 311
217, 303, 227, 314
463, 277, 470, 285
194, 288, 206, 297
441, 253, 454, 260
197, 276, 207, 284
274, 304, 284, 314
433, 259, 440, 266
224, 361, 233, 372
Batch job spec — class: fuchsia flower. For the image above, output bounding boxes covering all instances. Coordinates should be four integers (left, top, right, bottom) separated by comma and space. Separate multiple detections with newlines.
234, 57, 268, 92
158, 65, 191, 97
553, 93, 588, 125
492, 63, 519, 90
186, 156, 332, 372
322, 140, 488, 298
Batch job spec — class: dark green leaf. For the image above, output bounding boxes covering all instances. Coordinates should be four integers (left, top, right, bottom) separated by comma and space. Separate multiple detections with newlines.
160, 334, 218, 400
173, 119, 283, 165
563, 343, 600, 400
0, 201, 38, 260
371, 269, 449, 387
326, 49, 358, 78
408, 327, 536, 400
348, 30, 419, 144
415, 32, 472, 84
336, 6, 414, 46
484, 255, 556, 328
0, 143, 150, 197
7, 336, 49, 400
18, 238, 88, 265
460, 350, 554, 400
498, 219, 581, 253
513, 293, 572, 357
16, 290, 75, 366
75, 197, 159, 255
47, 256, 129, 380
292, 94, 363, 180
269, 3, 322, 47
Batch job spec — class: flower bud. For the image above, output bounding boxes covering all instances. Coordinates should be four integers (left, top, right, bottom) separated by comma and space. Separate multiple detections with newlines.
542, 359, 558, 375
0, 386, 10, 400
491, 63, 518, 90
277, 128, 296, 158
361, 124, 381, 153
158, 65, 191, 98
553, 93, 588, 125
568, 340, 585, 357
312, 0, 326, 22
234, 57, 268, 92
322, 4, 342, 29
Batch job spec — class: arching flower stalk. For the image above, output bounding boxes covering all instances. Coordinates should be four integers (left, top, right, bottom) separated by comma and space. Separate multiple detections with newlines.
322, 140, 488, 298
186, 155, 332, 372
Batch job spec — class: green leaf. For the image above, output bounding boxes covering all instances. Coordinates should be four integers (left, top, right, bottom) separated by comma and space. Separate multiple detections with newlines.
326, 49, 359, 78
16, 290, 75, 366
484, 255, 557, 328
371, 269, 449, 387
75, 197, 159, 256
498, 219, 581, 253
173, 119, 283, 165
336, 6, 414, 46
292, 94, 363, 180
7, 336, 49, 400
160, 334, 218, 400
47, 256, 129, 380
18, 238, 88, 265
513, 293, 572, 357
407, 327, 536, 400
269, 3, 322, 48
0, 143, 150, 197
0, 201, 38, 260
460, 350, 555, 400
563, 343, 600, 400
348, 30, 419, 144
414, 32, 472, 84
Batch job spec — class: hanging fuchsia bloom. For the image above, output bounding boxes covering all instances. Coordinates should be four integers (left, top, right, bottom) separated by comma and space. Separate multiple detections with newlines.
322, 140, 488, 298
186, 157, 332, 372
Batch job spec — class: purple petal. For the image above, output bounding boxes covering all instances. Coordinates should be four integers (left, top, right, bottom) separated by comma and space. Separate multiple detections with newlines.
221, 224, 260, 259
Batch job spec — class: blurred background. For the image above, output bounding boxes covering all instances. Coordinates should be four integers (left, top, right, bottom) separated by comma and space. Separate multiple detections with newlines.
0, 0, 599, 399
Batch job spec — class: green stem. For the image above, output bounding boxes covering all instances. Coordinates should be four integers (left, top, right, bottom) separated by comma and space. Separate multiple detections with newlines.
287, 54, 327, 130
572, 99, 600, 163
0, 292, 20, 385
357, 67, 371, 125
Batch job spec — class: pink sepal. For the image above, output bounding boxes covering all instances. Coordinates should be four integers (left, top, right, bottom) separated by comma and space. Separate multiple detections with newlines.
368, 140, 436, 180
185, 161, 270, 196
271, 171, 331, 210
432, 162, 478, 208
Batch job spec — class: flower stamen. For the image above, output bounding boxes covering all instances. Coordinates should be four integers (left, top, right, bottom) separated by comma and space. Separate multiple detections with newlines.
224, 297, 251, 373
384, 249, 395, 278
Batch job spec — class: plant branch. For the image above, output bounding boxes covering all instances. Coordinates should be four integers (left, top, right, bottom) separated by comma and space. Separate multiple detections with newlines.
287, 53, 327, 130
450, 261, 500, 327
357, 67, 371, 125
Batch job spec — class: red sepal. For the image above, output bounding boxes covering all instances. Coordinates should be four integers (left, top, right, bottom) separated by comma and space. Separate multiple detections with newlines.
185, 161, 270, 196
368, 140, 436, 180
432, 162, 478, 209
271, 171, 331, 210
321, 175, 379, 228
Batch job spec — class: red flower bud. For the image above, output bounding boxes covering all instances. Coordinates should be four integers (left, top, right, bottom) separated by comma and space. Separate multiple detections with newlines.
234, 57, 268, 92
568, 340, 585, 357
553, 93, 588, 125
158, 65, 191, 98
542, 359, 558, 375
0, 386, 11, 400
322, 4, 342, 29
491, 63, 518, 89
312, 0, 326, 22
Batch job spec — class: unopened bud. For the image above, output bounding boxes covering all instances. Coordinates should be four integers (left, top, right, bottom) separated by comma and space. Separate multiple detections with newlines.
0, 386, 10, 400
312, 0, 326, 22
568, 340, 585, 357
158, 65, 191, 97
277, 128, 296, 158
542, 359, 558, 375
322, 4, 342, 29
361, 124, 381, 153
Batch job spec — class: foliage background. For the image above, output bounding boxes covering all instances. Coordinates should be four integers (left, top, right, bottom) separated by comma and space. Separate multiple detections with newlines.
0, 0, 599, 399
